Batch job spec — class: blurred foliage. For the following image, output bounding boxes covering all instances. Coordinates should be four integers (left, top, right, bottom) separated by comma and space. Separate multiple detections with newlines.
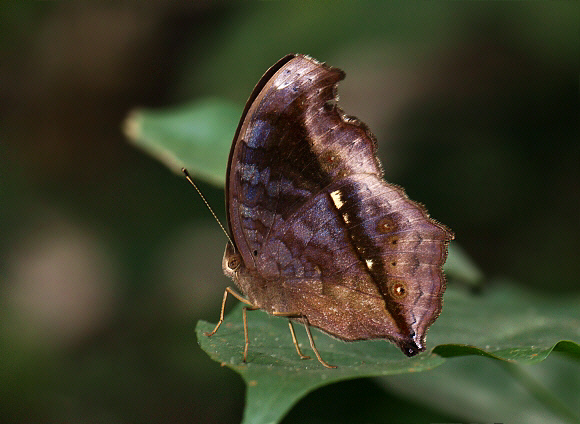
124, 98, 240, 184
1, 2, 578, 424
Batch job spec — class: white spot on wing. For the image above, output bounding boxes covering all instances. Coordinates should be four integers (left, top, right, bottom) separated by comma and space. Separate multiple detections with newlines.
365, 259, 374, 270
330, 190, 344, 209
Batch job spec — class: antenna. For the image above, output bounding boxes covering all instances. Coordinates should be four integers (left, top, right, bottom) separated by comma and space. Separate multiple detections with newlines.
181, 168, 234, 247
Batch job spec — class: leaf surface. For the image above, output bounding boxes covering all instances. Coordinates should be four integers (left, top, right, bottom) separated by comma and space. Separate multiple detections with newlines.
196, 283, 579, 423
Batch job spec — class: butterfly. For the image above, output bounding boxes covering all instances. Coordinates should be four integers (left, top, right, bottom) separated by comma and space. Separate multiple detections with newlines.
193, 54, 453, 368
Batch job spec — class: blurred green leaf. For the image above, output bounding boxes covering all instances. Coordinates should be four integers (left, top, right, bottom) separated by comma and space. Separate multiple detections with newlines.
381, 354, 580, 424
124, 98, 239, 186
196, 284, 579, 424
444, 242, 485, 288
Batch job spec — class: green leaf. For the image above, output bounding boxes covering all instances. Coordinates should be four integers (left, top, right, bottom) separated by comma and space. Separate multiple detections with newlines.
430, 281, 580, 363
197, 306, 445, 424
196, 283, 579, 424
124, 98, 239, 186
380, 354, 580, 424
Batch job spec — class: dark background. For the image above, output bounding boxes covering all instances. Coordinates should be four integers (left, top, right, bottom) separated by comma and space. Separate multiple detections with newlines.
1, 2, 578, 423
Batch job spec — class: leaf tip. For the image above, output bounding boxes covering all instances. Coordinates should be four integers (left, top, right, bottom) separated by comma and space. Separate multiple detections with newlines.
122, 109, 143, 142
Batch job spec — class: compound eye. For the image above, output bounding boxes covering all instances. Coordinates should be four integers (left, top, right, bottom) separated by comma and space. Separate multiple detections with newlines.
227, 255, 241, 271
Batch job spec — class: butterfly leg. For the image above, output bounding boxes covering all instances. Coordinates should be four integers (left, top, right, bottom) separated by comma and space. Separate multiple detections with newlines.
204, 287, 253, 337
287, 320, 311, 360
300, 317, 337, 369
242, 305, 259, 362
273, 312, 336, 368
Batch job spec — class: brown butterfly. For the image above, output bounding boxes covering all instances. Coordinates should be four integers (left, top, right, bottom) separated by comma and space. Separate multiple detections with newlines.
189, 54, 453, 368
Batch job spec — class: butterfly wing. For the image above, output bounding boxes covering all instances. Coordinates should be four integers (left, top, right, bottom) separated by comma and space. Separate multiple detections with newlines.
226, 54, 381, 273
225, 54, 453, 355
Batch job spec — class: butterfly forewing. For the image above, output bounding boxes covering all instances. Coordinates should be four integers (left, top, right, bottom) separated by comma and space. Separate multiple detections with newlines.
226, 55, 382, 272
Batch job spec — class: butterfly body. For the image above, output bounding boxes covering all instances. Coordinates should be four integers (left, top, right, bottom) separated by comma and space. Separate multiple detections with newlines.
221, 54, 453, 360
